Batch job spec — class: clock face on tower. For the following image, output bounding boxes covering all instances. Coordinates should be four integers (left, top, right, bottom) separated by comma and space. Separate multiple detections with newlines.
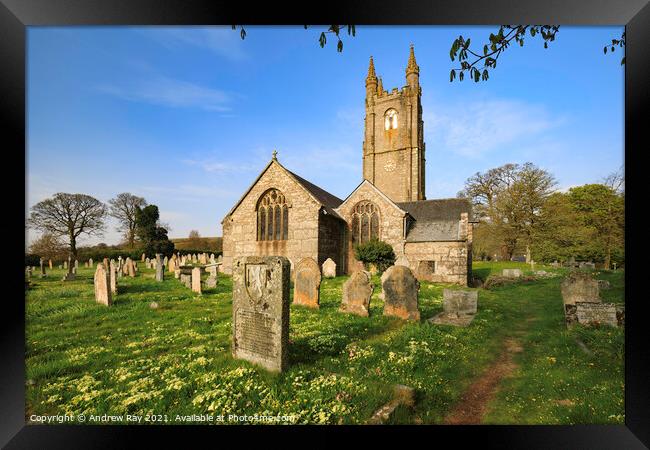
384, 159, 396, 172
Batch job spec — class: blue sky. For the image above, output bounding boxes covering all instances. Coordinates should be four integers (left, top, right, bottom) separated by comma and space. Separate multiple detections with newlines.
27, 26, 624, 246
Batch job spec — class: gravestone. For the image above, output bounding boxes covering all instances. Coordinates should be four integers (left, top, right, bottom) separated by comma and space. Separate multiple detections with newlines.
502, 268, 523, 278
415, 260, 436, 282
191, 267, 202, 294
575, 302, 618, 327
232, 256, 290, 372
560, 272, 600, 306
597, 279, 611, 290
74, 259, 79, 269
155, 254, 164, 282
117, 257, 123, 278
26, 267, 32, 279
217, 254, 223, 263
62, 256, 75, 281
109, 260, 117, 294
141, 253, 145, 262
163, 256, 168, 267
63, 261, 68, 269
180, 273, 191, 289
429, 289, 478, 327
89, 258, 94, 267
205, 264, 218, 288
395, 255, 410, 268
322, 258, 336, 278
126, 257, 136, 277
39, 258, 46, 278
339, 270, 373, 317
48, 259, 53, 269
293, 257, 321, 309
93, 262, 112, 306
174, 268, 181, 279
199, 253, 207, 264
169, 256, 176, 273
210, 254, 216, 264
381, 265, 420, 321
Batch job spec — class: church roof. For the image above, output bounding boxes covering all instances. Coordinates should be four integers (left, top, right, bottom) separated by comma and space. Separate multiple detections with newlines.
285, 169, 344, 213
397, 198, 472, 242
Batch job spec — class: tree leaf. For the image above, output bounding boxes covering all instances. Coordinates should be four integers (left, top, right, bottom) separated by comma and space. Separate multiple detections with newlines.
337, 40, 343, 52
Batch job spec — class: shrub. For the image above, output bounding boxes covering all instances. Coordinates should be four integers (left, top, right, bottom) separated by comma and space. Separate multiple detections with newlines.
354, 239, 395, 274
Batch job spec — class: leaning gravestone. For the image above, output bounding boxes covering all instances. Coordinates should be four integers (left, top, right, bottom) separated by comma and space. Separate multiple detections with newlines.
339, 270, 373, 317
155, 254, 164, 282
232, 256, 290, 372
94, 262, 112, 306
322, 258, 336, 278
293, 257, 321, 309
191, 267, 202, 294
429, 289, 478, 327
502, 268, 523, 278
381, 265, 420, 321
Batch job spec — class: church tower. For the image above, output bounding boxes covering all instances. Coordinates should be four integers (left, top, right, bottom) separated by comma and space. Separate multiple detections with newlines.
362, 45, 426, 202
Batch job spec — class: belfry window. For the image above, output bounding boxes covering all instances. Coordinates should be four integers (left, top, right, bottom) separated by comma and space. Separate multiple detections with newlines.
257, 189, 288, 241
351, 201, 380, 244
384, 109, 398, 130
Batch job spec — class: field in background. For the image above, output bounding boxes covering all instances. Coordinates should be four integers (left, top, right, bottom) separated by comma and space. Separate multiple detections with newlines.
170, 237, 222, 253
25, 262, 624, 425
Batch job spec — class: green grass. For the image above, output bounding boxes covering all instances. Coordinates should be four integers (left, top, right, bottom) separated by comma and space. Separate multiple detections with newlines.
25, 262, 624, 425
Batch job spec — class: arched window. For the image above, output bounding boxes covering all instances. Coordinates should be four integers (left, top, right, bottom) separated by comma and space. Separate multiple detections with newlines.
351, 201, 380, 244
257, 189, 288, 241
384, 109, 398, 130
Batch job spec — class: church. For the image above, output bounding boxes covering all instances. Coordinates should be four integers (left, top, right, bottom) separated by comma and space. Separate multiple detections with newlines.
222, 46, 475, 285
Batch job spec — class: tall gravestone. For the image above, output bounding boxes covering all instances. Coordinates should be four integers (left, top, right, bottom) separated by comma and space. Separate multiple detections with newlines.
141, 253, 145, 262
155, 254, 164, 282
340, 270, 373, 317
94, 262, 112, 306
126, 257, 136, 277
381, 265, 420, 321
293, 257, 321, 309
48, 259, 53, 269
232, 256, 290, 372
322, 258, 336, 278
62, 256, 75, 281
39, 258, 46, 278
191, 267, 202, 294
89, 258, 94, 267
117, 256, 123, 278
74, 259, 79, 269
109, 260, 117, 294
205, 264, 218, 288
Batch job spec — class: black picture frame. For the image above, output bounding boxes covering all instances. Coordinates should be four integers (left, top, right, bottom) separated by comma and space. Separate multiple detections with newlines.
3, 0, 648, 447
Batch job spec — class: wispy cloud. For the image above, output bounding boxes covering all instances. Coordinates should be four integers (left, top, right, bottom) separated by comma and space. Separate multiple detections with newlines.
142, 27, 248, 61
424, 99, 566, 158
140, 184, 237, 201
181, 158, 259, 174
96, 75, 232, 112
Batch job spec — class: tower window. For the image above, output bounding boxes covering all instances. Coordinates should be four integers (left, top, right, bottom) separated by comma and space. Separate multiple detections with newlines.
351, 201, 380, 244
257, 189, 288, 241
384, 109, 398, 130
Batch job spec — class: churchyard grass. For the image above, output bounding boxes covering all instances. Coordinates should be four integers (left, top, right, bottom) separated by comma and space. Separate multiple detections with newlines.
25, 262, 624, 425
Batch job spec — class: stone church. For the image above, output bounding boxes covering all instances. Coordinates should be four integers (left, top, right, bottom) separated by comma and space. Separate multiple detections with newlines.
222, 46, 475, 285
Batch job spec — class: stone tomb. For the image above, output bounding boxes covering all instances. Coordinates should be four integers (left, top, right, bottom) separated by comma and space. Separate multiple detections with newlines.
429, 289, 478, 327
560, 272, 600, 306
94, 262, 112, 306
381, 265, 420, 321
293, 257, 321, 309
232, 256, 290, 372
322, 258, 337, 278
339, 270, 373, 317
502, 268, 523, 278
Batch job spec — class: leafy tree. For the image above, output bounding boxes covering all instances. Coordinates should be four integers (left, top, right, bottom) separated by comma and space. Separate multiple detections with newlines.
134, 205, 175, 257
28, 193, 107, 258
568, 184, 624, 269
108, 193, 148, 249
28, 232, 67, 262
354, 239, 395, 273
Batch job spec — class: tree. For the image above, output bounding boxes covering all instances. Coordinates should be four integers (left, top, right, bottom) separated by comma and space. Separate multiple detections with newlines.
459, 163, 556, 260
28, 232, 67, 262
108, 193, 147, 249
568, 184, 624, 269
187, 229, 207, 249
28, 193, 107, 258
135, 205, 175, 257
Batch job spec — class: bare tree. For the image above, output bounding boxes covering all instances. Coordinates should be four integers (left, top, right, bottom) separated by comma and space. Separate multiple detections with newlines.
28, 232, 67, 262
28, 193, 107, 258
602, 166, 625, 194
108, 193, 147, 248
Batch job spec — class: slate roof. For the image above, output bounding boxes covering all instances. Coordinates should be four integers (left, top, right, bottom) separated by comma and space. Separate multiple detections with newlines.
396, 198, 472, 242
286, 169, 344, 214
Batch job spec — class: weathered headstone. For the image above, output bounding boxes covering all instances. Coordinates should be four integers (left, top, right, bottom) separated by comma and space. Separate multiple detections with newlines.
205, 264, 218, 288
94, 262, 112, 306
322, 258, 336, 278
560, 272, 600, 306
26, 267, 32, 279
381, 265, 420, 321
191, 267, 202, 294
339, 270, 373, 317
180, 273, 191, 288
141, 253, 145, 262
232, 256, 290, 372
126, 257, 136, 277
48, 259, 53, 269
62, 256, 75, 281
39, 258, 46, 278
217, 254, 223, 263
502, 268, 523, 278
575, 302, 618, 327
293, 257, 321, 309
174, 268, 181, 279
63, 261, 68, 269
168, 256, 176, 273
155, 254, 164, 282
117, 256, 123, 278
210, 253, 216, 264
89, 258, 94, 267
109, 260, 117, 294
74, 259, 79, 269
429, 289, 478, 327
415, 260, 436, 282
163, 256, 169, 267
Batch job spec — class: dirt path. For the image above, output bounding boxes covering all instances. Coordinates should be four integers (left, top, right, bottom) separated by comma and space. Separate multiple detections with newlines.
442, 336, 524, 425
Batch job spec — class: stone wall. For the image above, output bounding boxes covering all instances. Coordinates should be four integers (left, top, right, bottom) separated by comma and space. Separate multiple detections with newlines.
318, 211, 346, 276
222, 162, 324, 275
404, 241, 469, 285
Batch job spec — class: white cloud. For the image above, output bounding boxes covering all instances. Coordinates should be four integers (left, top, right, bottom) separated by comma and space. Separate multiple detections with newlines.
181, 158, 259, 174
97, 75, 231, 112
143, 27, 248, 61
424, 99, 566, 158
